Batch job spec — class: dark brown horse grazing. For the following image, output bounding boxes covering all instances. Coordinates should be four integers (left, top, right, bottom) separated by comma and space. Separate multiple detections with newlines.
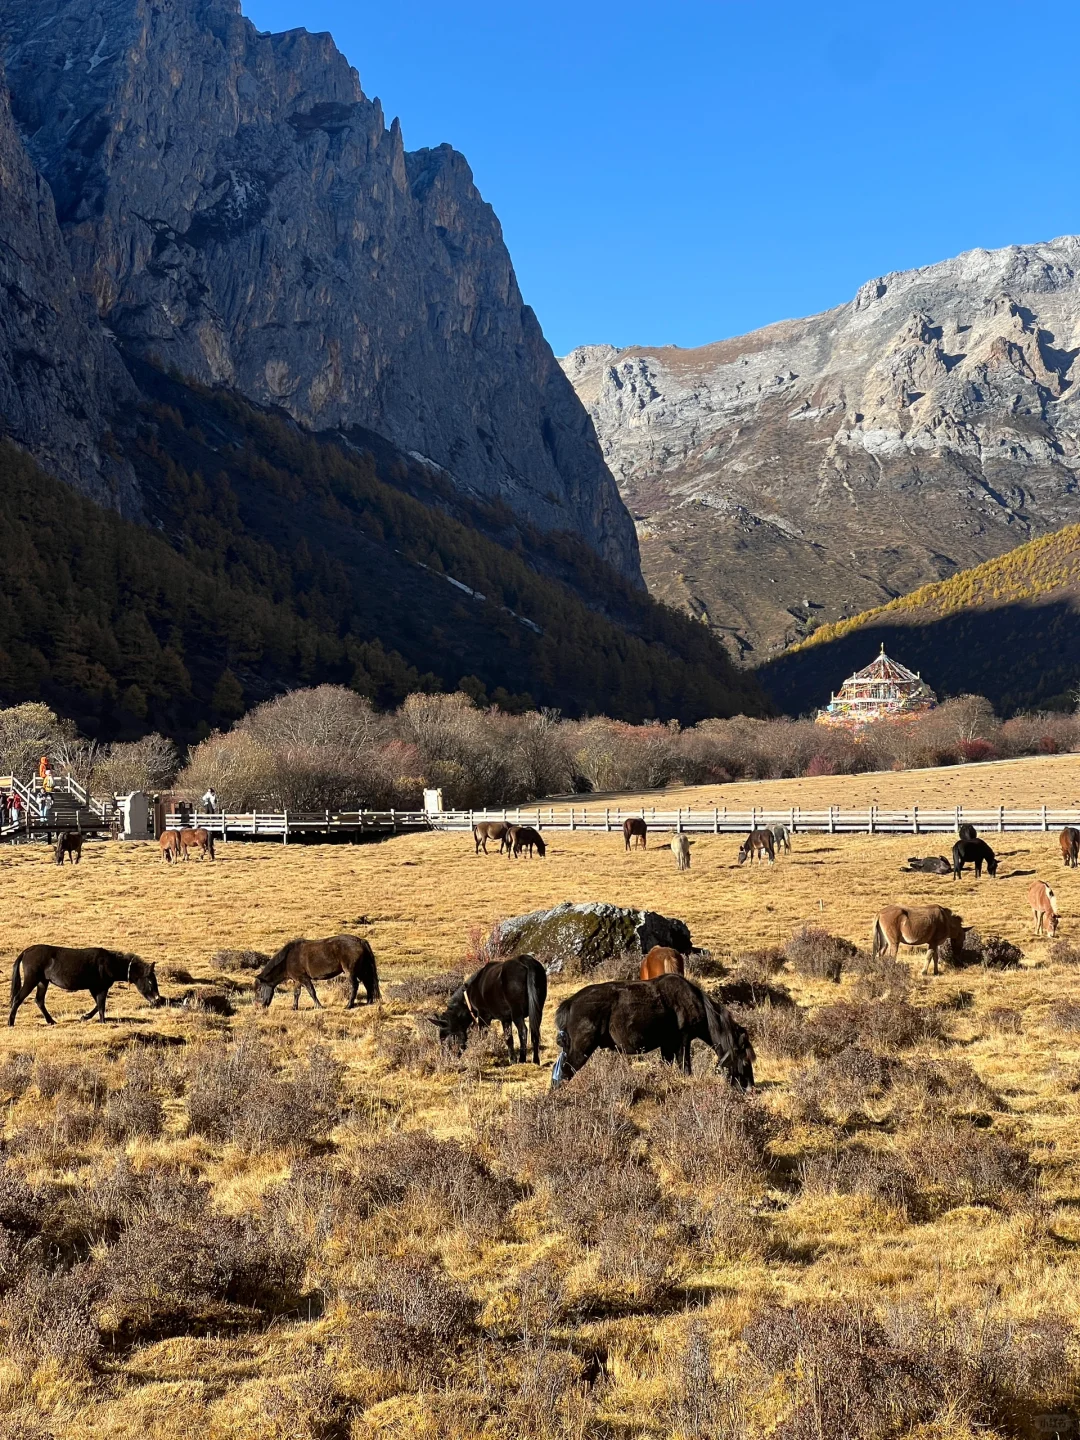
473, 821, 513, 855
55, 832, 82, 865
639, 945, 686, 980
623, 817, 648, 851
1060, 827, 1080, 868
738, 829, 775, 865
180, 828, 215, 861
430, 956, 547, 1063
254, 935, 380, 1009
159, 830, 182, 863
9, 945, 161, 1025
512, 826, 546, 859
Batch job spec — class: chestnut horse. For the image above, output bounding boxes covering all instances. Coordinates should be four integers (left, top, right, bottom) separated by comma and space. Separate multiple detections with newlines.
180, 828, 215, 861
871, 904, 966, 976
738, 829, 775, 865
639, 945, 686, 980
623, 817, 647, 851
159, 830, 182, 863
473, 821, 512, 855
1060, 827, 1080, 868
1028, 880, 1059, 937
254, 934, 380, 1009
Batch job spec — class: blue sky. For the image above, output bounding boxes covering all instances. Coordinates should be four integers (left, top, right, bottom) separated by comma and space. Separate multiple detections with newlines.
245, 0, 1080, 355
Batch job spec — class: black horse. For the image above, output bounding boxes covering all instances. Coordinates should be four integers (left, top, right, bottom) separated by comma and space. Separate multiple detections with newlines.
957, 823, 979, 843
952, 838, 997, 880
9, 945, 162, 1025
906, 856, 952, 875
552, 974, 754, 1088
429, 956, 547, 1063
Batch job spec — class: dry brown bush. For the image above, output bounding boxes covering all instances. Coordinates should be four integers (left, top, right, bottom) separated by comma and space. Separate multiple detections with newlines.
801, 1144, 913, 1212
791, 1046, 901, 1122
648, 1077, 775, 1191
101, 1086, 164, 1143
373, 1017, 457, 1076
386, 970, 464, 1003
667, 1321, 745, 1439
212, 948, 270, 972
783, 927, 857, 982
903, 1120, 1036, 1208
0, 1053, 33, 1101
985, 1006, 1023, 1034
958, 931, 1024, 969
349, 1256, 476, 1346
1048, 937, 1080, 966
0, 1262, 101, 1371
33, 1057, 106, 1106
1046, 1000, 1080, 1032
354, 1131, 519, 1230
731, 946, 786, 985
187, 1037, 341, 1150
733, 1001, 809, 1059
803, 999, 949, 1056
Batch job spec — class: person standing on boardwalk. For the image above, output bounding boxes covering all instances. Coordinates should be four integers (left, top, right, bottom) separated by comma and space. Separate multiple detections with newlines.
201, 787, 218, 814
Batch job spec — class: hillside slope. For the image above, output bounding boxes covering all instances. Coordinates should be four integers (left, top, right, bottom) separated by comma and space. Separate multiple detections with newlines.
564, 237, 1080, 655
0, 374, 766, 740
758, 524, 1080, 715
0, 0, 638, 579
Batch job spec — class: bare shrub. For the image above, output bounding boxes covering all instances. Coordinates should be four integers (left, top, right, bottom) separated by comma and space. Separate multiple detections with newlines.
783, 927, 857, 982
903, 1120, 1035, 1208
719, 977, 794, 1009
732, 946, 786, 985
801, 1144, 913, 1212
93, 733, 178, 794
985, 1006, 1023, 1034
1048, 937, 1080, 966
791, 1047, 900, 1122
464, 920, 512, 970
101, 1087, 164, 1143
1046, 1000, 1080, 1033
161, 964, 195, 984
649, 1077, 774, 1191
733, 1002, 808, 1059
386, 971, 464, 1003
354, 1132, 519, 1229
958, 931, 1023, 969
685, 947, 726, 979
804, 999, 949, 1057
0, 1262, 100, 1371
850, 950, 912, 1002
374, 1018, 457, 1076
33, 1058, 106, 1106
212, 948, 269, 972
258, 1361, 346, 1440
349, 1256, 476, 1345
187, 1038, 341, 1149
668, 1321, 744, 1439
0, 1054, 33, 1101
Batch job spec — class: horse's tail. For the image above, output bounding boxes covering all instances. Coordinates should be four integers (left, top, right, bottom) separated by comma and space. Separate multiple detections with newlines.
207, 832, 215, 859
54, 833, 64, 863
526, 958, 547, 1046
871, 915, 886, 960
9, 954, 21, 1008
366, 941, 381, 1000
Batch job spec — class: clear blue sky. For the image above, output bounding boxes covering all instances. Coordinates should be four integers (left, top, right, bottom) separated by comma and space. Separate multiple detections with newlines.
245, 0, 1080, 356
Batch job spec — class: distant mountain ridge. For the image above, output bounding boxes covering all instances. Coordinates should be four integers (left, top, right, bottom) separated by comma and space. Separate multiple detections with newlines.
0, 0, 638, 579
563, 237, 1080, 657
759, 522, 1080, 716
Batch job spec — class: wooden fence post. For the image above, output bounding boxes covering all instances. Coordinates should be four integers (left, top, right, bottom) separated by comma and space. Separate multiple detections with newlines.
828, 807, 835, 835
999, 804, 1005, 833
713, 807, 719, 834
1042, 804, 1048, 832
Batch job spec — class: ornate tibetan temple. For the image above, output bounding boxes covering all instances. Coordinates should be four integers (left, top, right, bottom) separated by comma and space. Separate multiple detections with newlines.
816, 646, 937, 729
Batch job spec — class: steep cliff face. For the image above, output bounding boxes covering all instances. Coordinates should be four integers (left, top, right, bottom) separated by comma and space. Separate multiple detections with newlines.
0, 68, 134, 506
1, 0, 639, 579
563, 238, 1080, 652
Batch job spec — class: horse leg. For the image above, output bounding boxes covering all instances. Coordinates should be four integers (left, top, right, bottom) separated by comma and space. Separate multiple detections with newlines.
293, 984, 301, 1010
35, 982, 56, 1025
501, 1020, 515, 1063
8, 974, 38, 1026
515, 1016, 527, 1063
303, 977, 322, 1009
345, 971, 359, 1008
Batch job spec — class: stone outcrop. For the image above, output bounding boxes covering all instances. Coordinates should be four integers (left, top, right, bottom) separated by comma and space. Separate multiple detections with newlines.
563, 239, 1080, 654
0, 69, 134, 507
501, 901, 692, 973
0, 0, 639, 579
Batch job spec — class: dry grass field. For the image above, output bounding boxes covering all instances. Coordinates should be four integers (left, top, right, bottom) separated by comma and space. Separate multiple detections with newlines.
2, 815, 1080, 1438
581, 750, 1080, 812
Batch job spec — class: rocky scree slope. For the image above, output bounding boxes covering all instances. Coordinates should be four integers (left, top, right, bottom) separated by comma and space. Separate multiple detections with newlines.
564, 239, 1080, 654
0, 0, 638, 580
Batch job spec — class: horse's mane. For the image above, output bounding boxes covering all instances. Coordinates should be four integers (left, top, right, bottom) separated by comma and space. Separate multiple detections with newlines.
257, 940, 301, 984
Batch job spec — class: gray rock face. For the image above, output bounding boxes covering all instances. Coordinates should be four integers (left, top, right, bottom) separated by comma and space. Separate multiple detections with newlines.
563, 239, 1080, 654
501, 901, 692, 973
0, 68, 134, 505
2, 0, 640, 580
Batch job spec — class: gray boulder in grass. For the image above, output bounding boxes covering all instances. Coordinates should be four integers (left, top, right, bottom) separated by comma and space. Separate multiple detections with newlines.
501, 902, 692, 974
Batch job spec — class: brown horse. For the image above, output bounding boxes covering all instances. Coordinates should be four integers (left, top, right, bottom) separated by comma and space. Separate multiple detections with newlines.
871, 904, 966, 976
473, 821, 512, 855
639, 945, 686, 980
254, 934, 380, 1009
180, 828, 215, 861
1028, 880, 1060, 937
54, 832, 82, 865
1060, 828, 1080, 868
623, 817, 647, 851
159, 830, 182, 863
738, 829, 775, 865
512, 826, 546, 858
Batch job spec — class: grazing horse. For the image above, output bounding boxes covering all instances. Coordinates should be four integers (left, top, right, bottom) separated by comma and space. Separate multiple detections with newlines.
1028, 880, 1060, 937
671, 834, 691, 871
639, 945, 686, 980
1060, 827, 1080, 868
254, 935, 380, 1009
905, 856, 953, 875
512, 826, 546, 859
551, 974, 753, 1088
957, 823, 979, 843
159, 830, 182, 863
9, 945, 161, 1025
771, 823, 792, 854
738, 829, 775, 865
429, 956, 547, 1064
473, 821, 512, 856
623, 817, 648, 851
180, 828, 215, 862
871, 904, 966, 976
952, 838, 997, 880
54, 832, 82, 865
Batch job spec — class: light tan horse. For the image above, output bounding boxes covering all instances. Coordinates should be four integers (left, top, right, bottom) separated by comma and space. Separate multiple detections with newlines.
1028, 880, 1059, 937
159, 830, 181, 863
871, 904, 965, 976
671, 834, 691, 871
639, 946, 686, 980
180, 827, 215, 862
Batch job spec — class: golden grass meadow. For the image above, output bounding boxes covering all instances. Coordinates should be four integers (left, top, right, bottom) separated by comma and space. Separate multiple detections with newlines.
3, 755, 1080, 1439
